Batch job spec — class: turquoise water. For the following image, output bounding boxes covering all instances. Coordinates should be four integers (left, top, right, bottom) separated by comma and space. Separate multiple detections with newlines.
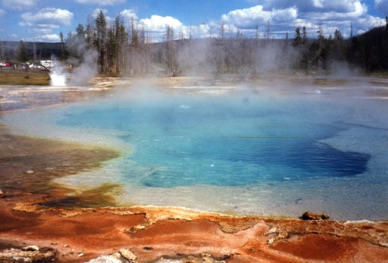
58, 94, 369, 187
3, 84, 388, 219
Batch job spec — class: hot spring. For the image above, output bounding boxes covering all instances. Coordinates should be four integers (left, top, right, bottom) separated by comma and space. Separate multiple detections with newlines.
3, 80, 388, 220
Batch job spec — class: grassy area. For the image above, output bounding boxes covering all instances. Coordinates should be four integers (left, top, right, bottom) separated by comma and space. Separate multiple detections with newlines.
366, 71, 388, 78
0, 70, 50, 85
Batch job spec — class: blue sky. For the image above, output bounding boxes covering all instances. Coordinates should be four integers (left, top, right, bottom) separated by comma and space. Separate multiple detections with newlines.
0, 0, 387, 42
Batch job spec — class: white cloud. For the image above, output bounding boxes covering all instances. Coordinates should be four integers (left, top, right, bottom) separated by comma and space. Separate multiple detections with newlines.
2, 0, 38, 10
193, 23, 212, 37
312, 0, 324, 8
300, 2, 367, 21
215, 1, 383, 38
139, 15, 183, 31
219, 5, 298, 37
31, 27, 59, 37
119, 9, 137, 22
265, 0, 309, 12
221, 5, 298, 27
375, 0, 388, 14
221, 5, 271, 27
91, 8, 136, 27
271, 7, 298, 22
0, 9, 5, 17
75, 0, 125, 5
91, 8, 108, 18
39, 34, 61, 42
355, 14, 387, 30
136, 15, 213, 41
21, 8, 74, 26
18, 8, 73, 42
22, 28, 61, 41
34, 24, 60, 30
266, 0, 363, 12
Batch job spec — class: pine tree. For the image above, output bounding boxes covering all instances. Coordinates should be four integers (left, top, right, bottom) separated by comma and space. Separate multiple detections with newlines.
302, 26, 308, 45
293, 27, 302, 47
95, 10, 107, 74
86, 15, 95, 47
17, 40, 29, 62
76, 24, 86, 42
60, 32, 65, 59
165, 25, 175, 75
130, 17, 138, 48
115, 16, 128, 76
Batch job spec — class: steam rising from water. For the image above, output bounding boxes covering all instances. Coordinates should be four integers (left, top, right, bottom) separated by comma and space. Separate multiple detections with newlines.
50, 71, 67, 86
50, 58, 67, 87
67, 49, 98, 86
49, 45, 98, 87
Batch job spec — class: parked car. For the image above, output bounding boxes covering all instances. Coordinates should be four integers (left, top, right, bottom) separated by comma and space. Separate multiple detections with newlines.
0, 61, 11, 68
28, 62, 49, 71
40, 60, 54, 69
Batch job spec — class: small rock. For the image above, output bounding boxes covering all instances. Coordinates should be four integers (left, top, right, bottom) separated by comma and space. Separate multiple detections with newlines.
25, 170, 34, 174
22, 245, 39, 251
267, 237, 276, 245
154, 259, 183, 263
264, 226, 277, 236
0, 189, 3, 197
119, 248, 137, 262
0, 246, 56, 262
301, 211, 330, 220
85, 255, 123, 263
127, 224, 146, 233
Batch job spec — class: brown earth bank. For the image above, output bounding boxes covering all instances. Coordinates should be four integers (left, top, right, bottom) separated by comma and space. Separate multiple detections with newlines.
0, 194, 387, 263
1, 76, 388, 262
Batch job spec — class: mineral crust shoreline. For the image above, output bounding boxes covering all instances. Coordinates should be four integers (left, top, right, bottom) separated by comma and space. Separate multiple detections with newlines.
1, 190, 387, 263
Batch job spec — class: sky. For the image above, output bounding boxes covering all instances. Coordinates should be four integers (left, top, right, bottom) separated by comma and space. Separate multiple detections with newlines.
0, 0, 388, 42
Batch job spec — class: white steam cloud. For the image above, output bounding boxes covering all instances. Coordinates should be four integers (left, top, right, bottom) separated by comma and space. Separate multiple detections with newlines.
68, 49, 98, 86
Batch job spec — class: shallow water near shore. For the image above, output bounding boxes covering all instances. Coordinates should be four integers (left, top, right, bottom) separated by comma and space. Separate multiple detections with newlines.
2, 81, 388, 220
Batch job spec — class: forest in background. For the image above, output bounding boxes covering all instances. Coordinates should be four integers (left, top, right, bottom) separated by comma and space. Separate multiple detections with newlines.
1, 11, 388, 77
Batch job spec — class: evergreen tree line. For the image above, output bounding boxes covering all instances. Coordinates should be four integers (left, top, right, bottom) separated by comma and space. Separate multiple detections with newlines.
347, 24, 388, 71
292, 23, 388, 73
3, 11, 388, 75
63, 12, 334, 76
64, 11, 151, 76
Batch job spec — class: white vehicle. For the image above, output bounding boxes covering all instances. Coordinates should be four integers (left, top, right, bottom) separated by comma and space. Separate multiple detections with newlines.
27, 62, 49, 71
40, 60, 54, 69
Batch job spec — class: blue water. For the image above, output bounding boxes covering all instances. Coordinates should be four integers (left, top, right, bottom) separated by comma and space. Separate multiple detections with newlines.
3, 84, 388, 219
58, 92, 370, 188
